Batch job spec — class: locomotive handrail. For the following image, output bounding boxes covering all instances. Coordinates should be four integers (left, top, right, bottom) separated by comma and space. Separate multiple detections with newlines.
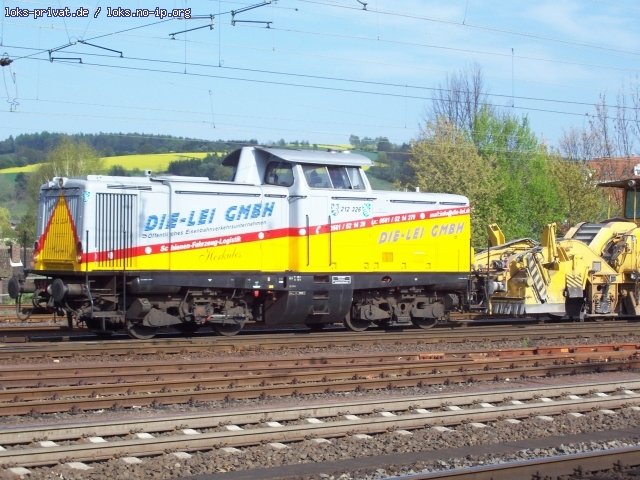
331, 196, 377, 201
174, 190, 261, 197
390, 199, 437, 204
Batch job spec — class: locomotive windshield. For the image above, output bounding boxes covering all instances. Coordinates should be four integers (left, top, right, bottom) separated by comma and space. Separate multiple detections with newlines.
303, 164, 365, 190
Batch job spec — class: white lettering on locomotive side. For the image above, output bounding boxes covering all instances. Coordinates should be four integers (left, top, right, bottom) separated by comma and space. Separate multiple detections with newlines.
376, 222, 464, 243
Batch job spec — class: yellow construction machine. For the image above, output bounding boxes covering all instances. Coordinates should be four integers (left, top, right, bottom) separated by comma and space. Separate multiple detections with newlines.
473, 174, 640, 320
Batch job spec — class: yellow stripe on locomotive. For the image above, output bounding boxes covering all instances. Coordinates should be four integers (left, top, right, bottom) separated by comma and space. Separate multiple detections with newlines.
34, 202, 470, 276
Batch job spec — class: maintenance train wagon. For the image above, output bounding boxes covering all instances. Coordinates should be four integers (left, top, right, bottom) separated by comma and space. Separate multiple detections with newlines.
9, 146, 472, 338
473, 172, 640, 320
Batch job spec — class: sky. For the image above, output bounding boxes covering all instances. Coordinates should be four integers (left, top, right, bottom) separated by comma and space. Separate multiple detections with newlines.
0, 0, 639, 150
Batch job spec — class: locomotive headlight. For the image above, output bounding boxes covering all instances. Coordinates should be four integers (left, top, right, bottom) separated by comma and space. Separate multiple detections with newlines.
57, 177, 67, 188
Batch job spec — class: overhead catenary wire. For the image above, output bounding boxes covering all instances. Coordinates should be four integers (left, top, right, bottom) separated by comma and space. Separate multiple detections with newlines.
295, 0, 640, 58
0, 54, 636, 154
6, 19, 640, 78
0, 1, 637, 149
2, 43, 636, 115
1, 1, 637, 105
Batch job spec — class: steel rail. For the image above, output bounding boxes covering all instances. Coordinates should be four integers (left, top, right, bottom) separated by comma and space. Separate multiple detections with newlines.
2, 379, 638, 445
394, 446, 640, 479
0, 347, 638, 388
0, 385, 638, 468
0, 355, 637, 416
0, 322, 639, 359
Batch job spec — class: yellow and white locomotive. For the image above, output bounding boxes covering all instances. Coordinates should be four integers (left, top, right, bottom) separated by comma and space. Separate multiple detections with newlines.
9, 147, 472, 338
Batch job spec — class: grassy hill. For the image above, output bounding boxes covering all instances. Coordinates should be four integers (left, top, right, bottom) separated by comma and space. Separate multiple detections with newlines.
0, 152, 212, 175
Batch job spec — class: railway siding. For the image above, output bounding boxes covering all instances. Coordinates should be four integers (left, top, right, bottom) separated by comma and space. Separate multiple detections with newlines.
0, 326, 638, 479
0, 381, 638, 471
0, 343, 638, 416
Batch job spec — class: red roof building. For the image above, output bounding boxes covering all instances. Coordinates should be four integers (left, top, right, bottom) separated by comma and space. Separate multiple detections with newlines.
588, 156, 640, 214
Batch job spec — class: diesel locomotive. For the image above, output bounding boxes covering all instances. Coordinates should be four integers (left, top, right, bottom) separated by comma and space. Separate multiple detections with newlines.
8, 146, 473, 338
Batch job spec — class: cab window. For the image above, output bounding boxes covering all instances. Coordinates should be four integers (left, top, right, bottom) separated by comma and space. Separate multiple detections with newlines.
625, 189, 640, 218
346, 167, 365, 190
303, 165, 331, 188
303, 164, 366, 189
264, 161, 294, 187
328, 166, 350, 189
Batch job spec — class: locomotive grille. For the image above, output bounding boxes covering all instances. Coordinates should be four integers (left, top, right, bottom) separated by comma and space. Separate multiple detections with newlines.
95, 193, 137, 268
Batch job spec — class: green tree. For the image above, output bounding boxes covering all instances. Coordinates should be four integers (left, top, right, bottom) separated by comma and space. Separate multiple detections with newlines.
14, 173, 28, 201
15, 210, 35, 248
0, 207, 16, 243
550, 158, 610, 230
34, 136, 103, 183
472, 109, 564, 240
409, 119, 501, 247
107, 165, 129, 176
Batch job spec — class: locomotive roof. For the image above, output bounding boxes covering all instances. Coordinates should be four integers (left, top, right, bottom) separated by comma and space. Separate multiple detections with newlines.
223, 146, 373, 167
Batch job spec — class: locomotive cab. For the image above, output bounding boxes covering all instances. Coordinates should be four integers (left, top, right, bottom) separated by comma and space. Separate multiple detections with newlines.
599, 174, 640, 224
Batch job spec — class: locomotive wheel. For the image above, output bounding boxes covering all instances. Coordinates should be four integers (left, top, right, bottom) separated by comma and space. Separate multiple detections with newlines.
411, 316, 437, 329
127, 322, 158, 340
213, 322, 242, 336
343, 310, 371, 332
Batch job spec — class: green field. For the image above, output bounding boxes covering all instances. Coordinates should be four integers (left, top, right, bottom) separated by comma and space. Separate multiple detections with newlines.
0, 164, 40, 174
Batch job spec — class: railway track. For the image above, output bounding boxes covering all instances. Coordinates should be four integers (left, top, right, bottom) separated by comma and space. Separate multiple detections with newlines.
0, 321, 639, 358
1, 381, 638, 478
0, 342, 637, 416
1, 324, 639, 478
3, 343, 637, 388
395, 446, 640, 479
0, 314, 639, 344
